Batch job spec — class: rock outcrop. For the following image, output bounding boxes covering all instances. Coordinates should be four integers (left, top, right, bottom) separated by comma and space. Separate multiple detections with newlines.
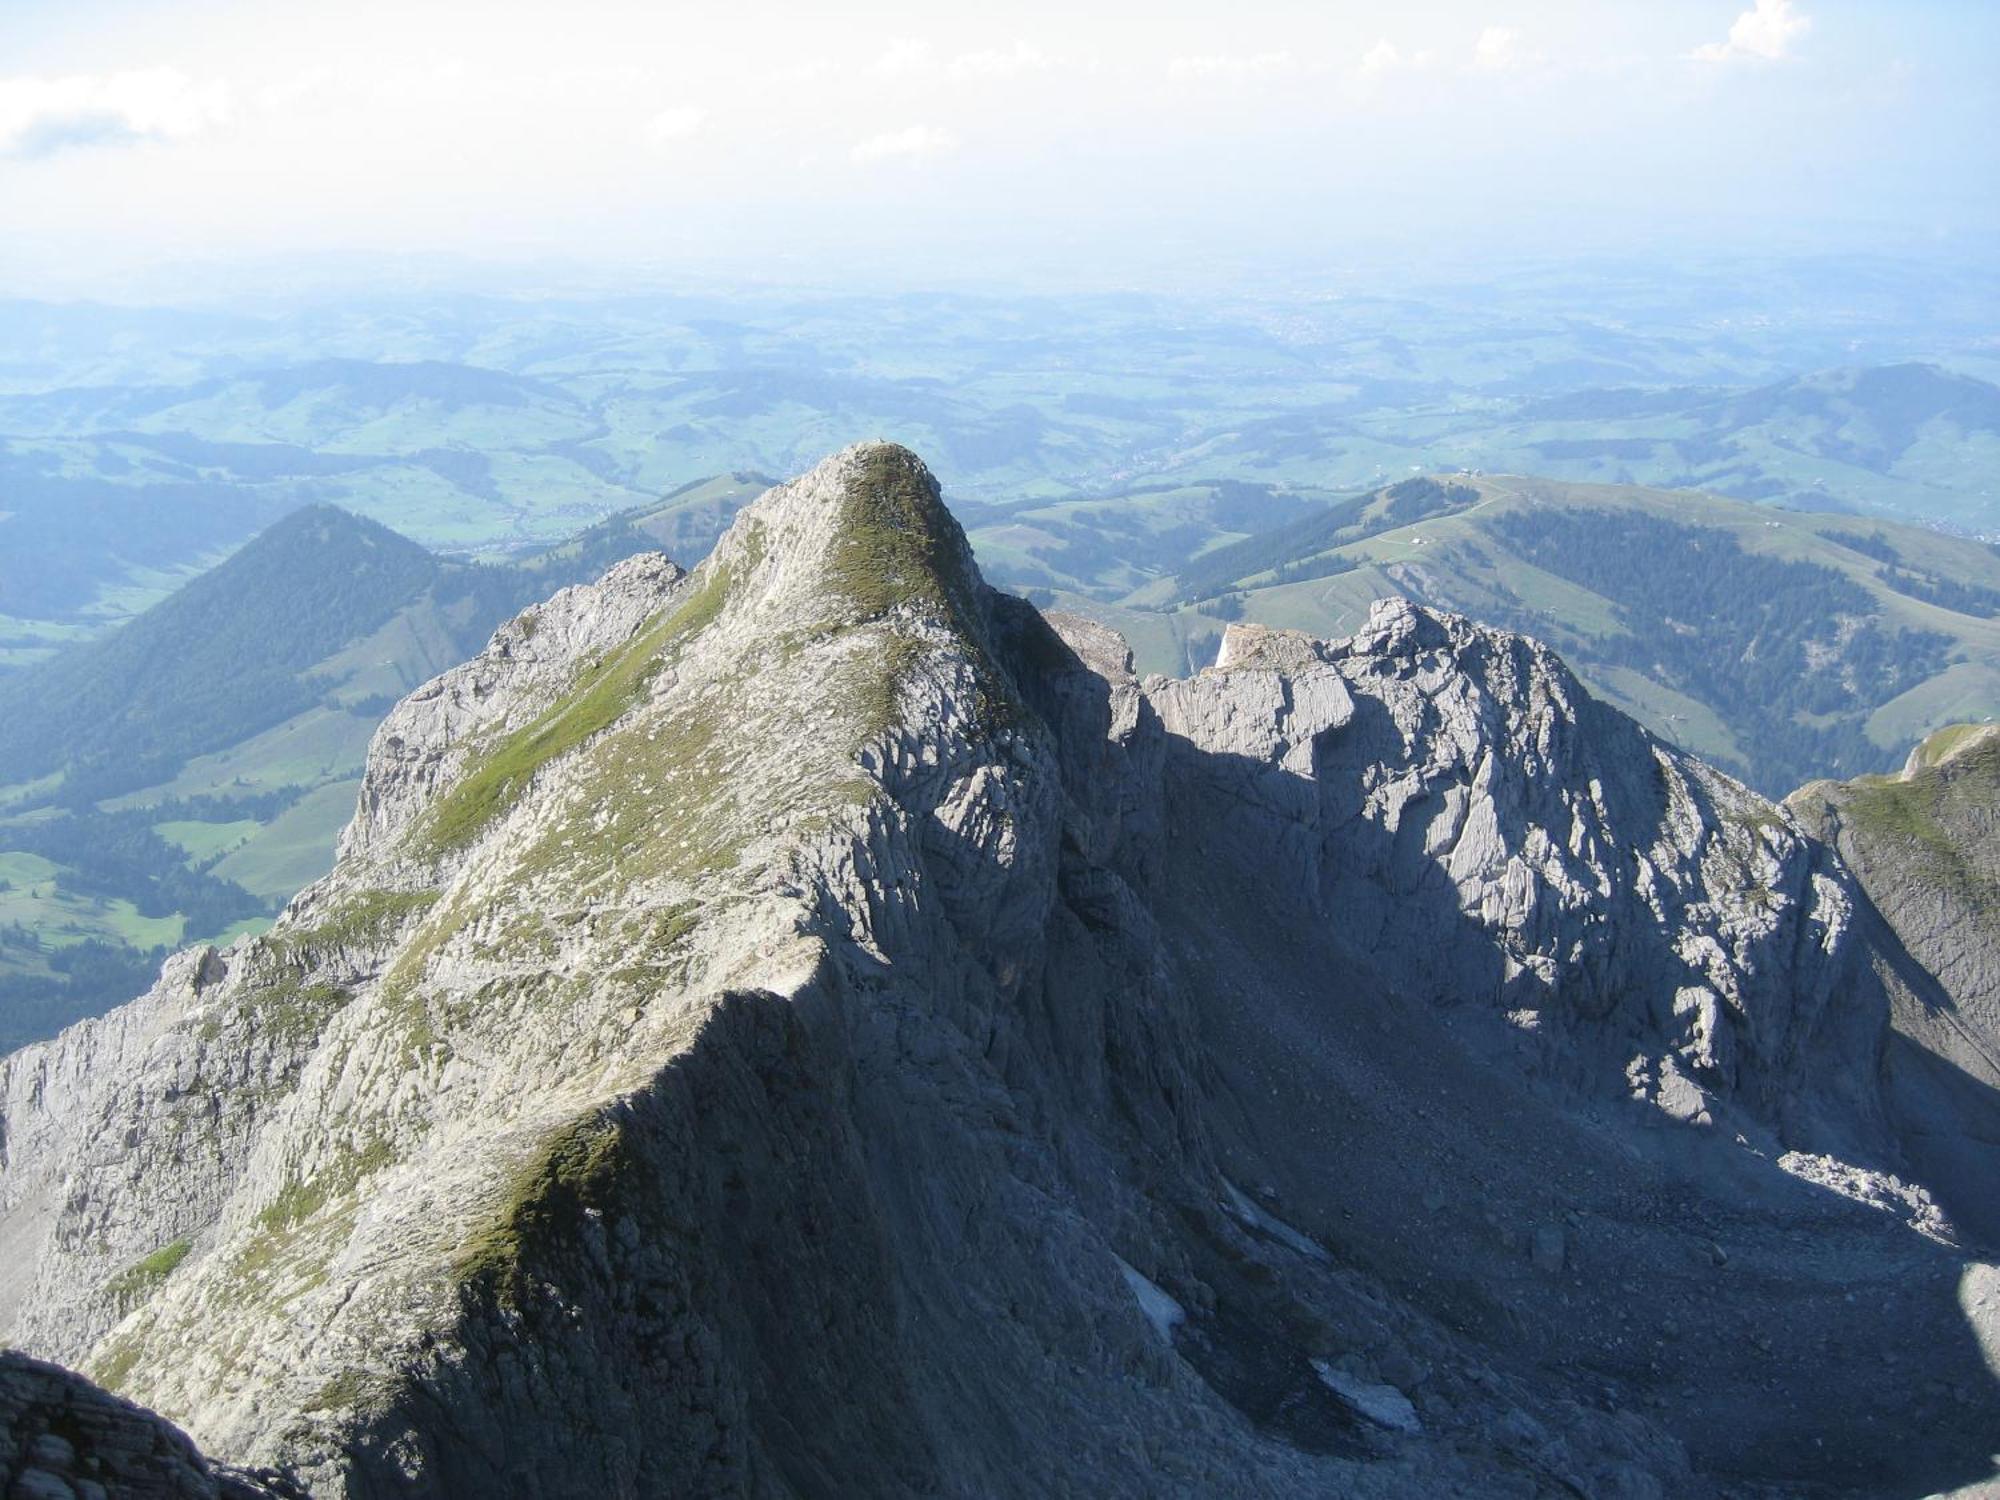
0, 1351, 298, 1499
1789, 724, 2000, 1245
3, 445, 1997, 1497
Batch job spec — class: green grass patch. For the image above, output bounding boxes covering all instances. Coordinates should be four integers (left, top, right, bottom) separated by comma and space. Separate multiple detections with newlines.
1842, 739, 2000, 914
1844, 775, 1961, 861
1907, 722, 1994, 771
302, 1368, 379, 1415
104, 1239, 192, 1307
281, 888, 438, 953
824, 447, 1028, 744
257, 1136, 397, 1233
259, 979, 352, 1047
418, 566, 728, 854
454, 1113, 626, 1295
827, 446, 978, 625
514, 692, 741, 886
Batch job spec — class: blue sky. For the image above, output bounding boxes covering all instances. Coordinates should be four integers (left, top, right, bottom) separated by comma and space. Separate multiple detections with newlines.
0, 1, 1993, 295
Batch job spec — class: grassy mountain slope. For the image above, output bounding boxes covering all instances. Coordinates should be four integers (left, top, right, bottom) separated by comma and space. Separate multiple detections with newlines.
1112, 474, 2000, 794
0, 506, 440, 802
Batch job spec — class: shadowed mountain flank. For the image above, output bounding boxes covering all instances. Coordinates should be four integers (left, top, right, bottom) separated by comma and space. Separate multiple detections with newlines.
2, 445, 1997, 1498
1790, 726, 2000, 1247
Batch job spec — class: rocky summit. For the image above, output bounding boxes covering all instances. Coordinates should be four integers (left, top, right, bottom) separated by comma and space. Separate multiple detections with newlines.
3, 443, 1998, 1498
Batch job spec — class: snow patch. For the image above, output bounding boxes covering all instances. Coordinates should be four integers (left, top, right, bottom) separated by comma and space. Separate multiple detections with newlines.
1311, 1360, 1422, 1434
1114, 1257, 1185, 1344
1223, 1180, 1330, 1263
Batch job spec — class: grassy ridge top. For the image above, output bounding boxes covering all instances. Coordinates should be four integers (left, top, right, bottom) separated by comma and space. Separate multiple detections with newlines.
1791, 723, 2000, 920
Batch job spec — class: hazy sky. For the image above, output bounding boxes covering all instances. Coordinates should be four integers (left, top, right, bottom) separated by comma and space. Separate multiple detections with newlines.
0, 0, 1993, 296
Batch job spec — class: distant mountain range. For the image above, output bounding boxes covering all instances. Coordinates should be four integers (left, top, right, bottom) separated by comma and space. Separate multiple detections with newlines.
3, 340, 1994, 670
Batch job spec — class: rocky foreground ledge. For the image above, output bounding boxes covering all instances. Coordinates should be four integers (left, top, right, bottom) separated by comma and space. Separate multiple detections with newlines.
1, 1350, 300, 1499
3, 444, 1998, 1498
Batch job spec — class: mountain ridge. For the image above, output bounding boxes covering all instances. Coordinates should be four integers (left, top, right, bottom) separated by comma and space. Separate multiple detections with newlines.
2, 444, 1997, 1496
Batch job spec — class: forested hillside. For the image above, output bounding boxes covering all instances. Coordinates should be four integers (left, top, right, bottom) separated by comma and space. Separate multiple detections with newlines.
1486, 509, 1953, 789
0, 507, 440, 802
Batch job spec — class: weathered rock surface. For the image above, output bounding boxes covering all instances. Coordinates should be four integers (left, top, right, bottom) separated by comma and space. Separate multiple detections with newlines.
2, 444, 1997, 1497
1789, 725, 2000, 1246
0, 1350, 297, 1499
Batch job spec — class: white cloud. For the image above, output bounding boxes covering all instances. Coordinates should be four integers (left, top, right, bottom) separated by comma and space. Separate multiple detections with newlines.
947, 43, 1053, 81
1357, 39, 1435, 76
1470, 27, 1541, 73
850, 124, 959, 165
875, 38, 935, 77
1168, 51, 1295, 81
1691, 0, 1811, 63
646, 105, 708, 144
1359, 40, 1404, 75
0, 68, 229, 160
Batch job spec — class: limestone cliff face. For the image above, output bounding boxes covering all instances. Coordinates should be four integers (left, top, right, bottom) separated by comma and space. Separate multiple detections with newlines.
1159, 608, 1879, 1151
2, 446, 1996, 1498
1789, 725, 2000, 1243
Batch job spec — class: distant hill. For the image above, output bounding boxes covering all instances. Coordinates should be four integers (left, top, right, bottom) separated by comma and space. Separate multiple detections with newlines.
1508, 363, 2000, 526
1098, 474, 2000, 795
0, 439, 296, 651
1189, 362, 2000, 532
1715, 363, 2000, 471
959, 477, 1336, 599
0, 506, 445, 802
0, 358, 650, 664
